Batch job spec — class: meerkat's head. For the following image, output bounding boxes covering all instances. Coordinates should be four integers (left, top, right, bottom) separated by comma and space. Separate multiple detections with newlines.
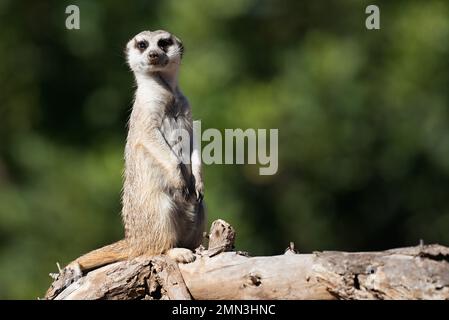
126, 30, 184, 75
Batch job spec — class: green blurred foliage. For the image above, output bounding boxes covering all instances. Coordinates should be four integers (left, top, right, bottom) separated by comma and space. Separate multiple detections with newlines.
1, 0, 449, 299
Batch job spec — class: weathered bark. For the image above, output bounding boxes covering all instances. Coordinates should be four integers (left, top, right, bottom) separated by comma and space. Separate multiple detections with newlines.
45, 219, 449, 300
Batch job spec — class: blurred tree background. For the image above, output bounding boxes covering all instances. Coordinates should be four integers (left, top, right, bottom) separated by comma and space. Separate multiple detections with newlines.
1, 0, 449, 299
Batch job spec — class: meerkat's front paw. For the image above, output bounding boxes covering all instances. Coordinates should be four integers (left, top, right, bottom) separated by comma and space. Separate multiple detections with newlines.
166, 248, 196, 264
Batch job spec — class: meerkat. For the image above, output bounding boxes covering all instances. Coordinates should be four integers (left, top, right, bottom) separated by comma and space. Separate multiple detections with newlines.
55, 30, 205, 281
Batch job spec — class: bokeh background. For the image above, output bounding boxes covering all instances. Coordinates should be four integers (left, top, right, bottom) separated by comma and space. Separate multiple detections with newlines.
1, 0, 449, 299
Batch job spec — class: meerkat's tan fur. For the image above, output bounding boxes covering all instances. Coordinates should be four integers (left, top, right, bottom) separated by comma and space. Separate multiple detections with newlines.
62, 30, 205, 274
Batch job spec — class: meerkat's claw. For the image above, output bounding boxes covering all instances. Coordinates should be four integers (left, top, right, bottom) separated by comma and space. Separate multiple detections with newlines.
49, 273, 59, 280
166, 248, 196, 264
196, 190, 204, 202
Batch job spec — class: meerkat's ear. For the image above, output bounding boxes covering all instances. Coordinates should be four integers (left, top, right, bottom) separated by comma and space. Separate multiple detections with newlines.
173, 35, 184, 58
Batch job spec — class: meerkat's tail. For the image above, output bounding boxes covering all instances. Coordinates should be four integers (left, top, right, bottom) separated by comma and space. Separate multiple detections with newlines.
72, 239, 129, 271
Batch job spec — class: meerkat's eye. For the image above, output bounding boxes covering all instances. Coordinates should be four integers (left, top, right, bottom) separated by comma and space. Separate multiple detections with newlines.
136, 40, 148, 50
158, 38, 173, 51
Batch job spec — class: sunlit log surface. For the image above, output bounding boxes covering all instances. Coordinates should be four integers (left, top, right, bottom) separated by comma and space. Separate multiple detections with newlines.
45, 220, 449, 300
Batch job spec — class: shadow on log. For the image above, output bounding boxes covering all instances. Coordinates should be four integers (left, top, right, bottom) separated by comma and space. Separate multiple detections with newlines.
44, 219, 449, 300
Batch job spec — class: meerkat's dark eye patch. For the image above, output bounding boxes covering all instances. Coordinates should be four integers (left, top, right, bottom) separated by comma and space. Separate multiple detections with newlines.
158, 38, 173, 51
135, 40, 148, 51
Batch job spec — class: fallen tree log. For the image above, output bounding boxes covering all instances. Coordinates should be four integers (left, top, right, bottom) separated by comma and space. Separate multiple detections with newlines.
44, 219, 449, 300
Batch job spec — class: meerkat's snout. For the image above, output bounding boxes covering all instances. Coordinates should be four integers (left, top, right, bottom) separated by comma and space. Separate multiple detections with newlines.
148, 50, 166, 66
148, 51, 159, 60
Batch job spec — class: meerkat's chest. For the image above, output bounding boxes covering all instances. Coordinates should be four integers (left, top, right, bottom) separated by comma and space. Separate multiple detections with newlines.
161, 99, 193, 156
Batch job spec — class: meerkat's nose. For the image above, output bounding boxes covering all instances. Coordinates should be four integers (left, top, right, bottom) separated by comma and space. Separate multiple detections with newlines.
148, 51, 159, 59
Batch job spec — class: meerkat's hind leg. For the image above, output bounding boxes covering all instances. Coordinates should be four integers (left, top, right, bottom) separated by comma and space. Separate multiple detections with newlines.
166, 248, 196, 263
60, 261, 83, 284
45, 261, 83, 299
